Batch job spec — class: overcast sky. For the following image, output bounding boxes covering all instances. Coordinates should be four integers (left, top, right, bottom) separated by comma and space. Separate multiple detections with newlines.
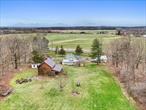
0, 0, 146, 27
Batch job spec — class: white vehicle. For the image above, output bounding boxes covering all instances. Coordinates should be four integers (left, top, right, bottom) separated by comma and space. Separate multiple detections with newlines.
91, 55, 107, 63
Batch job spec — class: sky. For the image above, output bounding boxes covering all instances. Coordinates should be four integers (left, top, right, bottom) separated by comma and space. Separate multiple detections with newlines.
0, 0, 146, 27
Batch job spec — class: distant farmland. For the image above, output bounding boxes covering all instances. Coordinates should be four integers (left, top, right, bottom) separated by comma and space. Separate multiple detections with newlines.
45, 32, 121, 52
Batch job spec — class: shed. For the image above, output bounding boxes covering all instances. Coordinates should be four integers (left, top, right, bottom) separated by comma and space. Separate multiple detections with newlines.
38, 57, 63, 76
31, 64, 40, 69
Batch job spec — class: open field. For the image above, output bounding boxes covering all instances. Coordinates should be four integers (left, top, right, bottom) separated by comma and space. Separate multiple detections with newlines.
45, 33, 122, 51
0, 64, 136, 110
0, 31, 122, 53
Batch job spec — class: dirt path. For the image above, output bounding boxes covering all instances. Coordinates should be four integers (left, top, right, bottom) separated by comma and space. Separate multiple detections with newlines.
0, 71, 16, 86
0, 67, 28, 100
50, 38, 86, 44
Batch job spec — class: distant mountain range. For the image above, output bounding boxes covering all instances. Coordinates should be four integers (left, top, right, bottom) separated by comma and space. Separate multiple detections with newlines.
0, 26, 146, 30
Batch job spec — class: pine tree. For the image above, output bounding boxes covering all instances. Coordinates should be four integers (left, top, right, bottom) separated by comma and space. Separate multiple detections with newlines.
75, 45, 83, 55
32, 50, 44, 63
55, 46, 59, 54
59, 45, 66, 56
91, 38, 102, 64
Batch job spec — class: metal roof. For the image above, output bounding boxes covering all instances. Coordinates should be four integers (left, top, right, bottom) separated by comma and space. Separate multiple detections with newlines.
53, 64, 62, 72
44, 57, 63, 72
44, 58, 55, 68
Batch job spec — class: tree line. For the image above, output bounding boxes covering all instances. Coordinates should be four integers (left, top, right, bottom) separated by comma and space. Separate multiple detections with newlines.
106, 37, 146, 93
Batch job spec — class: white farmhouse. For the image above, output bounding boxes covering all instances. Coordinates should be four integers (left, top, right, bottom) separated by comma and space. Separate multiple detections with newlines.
62, 54, 85, 66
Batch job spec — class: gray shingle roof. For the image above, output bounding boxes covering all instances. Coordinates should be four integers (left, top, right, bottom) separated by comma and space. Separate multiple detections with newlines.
44, 58, 63, 72
53, 64, 62, 72
44, 58, 55, 68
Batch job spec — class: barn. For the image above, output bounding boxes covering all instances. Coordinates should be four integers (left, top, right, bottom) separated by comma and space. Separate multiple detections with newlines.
38, 57, 63, 76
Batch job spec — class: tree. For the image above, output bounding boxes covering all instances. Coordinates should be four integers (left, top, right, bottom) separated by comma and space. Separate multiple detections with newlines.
59, 45, 66, 56
32, 50, 44, 63
91, 38, 102, 64
75, 45, 83, 55
117, 30, 121, 35
107, 37, 146, 92
9, 37, 21, 69
32, 36, 49, 53
55, 46, 59, 54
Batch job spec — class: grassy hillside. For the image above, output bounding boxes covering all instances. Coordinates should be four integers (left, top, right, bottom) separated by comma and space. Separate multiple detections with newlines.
0, 64, 136, 110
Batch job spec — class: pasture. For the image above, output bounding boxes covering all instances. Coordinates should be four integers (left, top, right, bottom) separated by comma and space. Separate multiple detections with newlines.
45, 32, 122, 51
0, 64, 136, 110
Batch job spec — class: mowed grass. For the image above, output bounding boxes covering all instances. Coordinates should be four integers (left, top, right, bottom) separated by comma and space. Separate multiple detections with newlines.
46, 33, 121, 50
0, 64, 136, 110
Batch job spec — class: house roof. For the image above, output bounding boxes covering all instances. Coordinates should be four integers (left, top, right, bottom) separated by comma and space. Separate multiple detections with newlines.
44, 58, 55, 68
53, 64, 62, 72
43, 57, 63, 72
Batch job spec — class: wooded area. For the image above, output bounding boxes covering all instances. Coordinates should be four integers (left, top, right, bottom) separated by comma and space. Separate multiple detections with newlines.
0, 34, 49, 76
107, 37, 146, 109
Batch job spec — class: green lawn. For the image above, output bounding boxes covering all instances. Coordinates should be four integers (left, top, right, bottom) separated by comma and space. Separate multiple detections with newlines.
0, 64, 136, 110
46, 33, 121, 50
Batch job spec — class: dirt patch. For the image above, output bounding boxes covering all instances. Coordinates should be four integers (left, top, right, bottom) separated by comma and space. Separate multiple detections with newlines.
72, 90, 80, 96
0, 71, 15, 100
0, 85, 13, 97
0, 66, 29, 100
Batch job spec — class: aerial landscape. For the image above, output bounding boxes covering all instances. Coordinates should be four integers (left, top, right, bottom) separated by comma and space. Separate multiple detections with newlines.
0, 0, 146, 110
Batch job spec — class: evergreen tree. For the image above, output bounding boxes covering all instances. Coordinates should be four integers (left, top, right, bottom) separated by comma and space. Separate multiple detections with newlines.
91, 38, 102, 64
32, 50, 44, 63
75, 45, 83, 55
117, 30, 121, 35
55, 46, 59, 54
59, 45, 66, 56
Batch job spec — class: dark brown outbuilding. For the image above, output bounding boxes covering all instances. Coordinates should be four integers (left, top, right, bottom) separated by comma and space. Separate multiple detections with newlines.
38, 58, 63, 76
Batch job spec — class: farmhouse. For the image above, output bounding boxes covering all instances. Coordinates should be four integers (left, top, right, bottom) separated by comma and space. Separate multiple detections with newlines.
38, 57, 63, 76
62, 54, 85, 66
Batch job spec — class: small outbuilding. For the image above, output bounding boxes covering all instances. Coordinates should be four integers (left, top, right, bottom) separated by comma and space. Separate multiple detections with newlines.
38, 57, 63, 76
31, 64, 40, 69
